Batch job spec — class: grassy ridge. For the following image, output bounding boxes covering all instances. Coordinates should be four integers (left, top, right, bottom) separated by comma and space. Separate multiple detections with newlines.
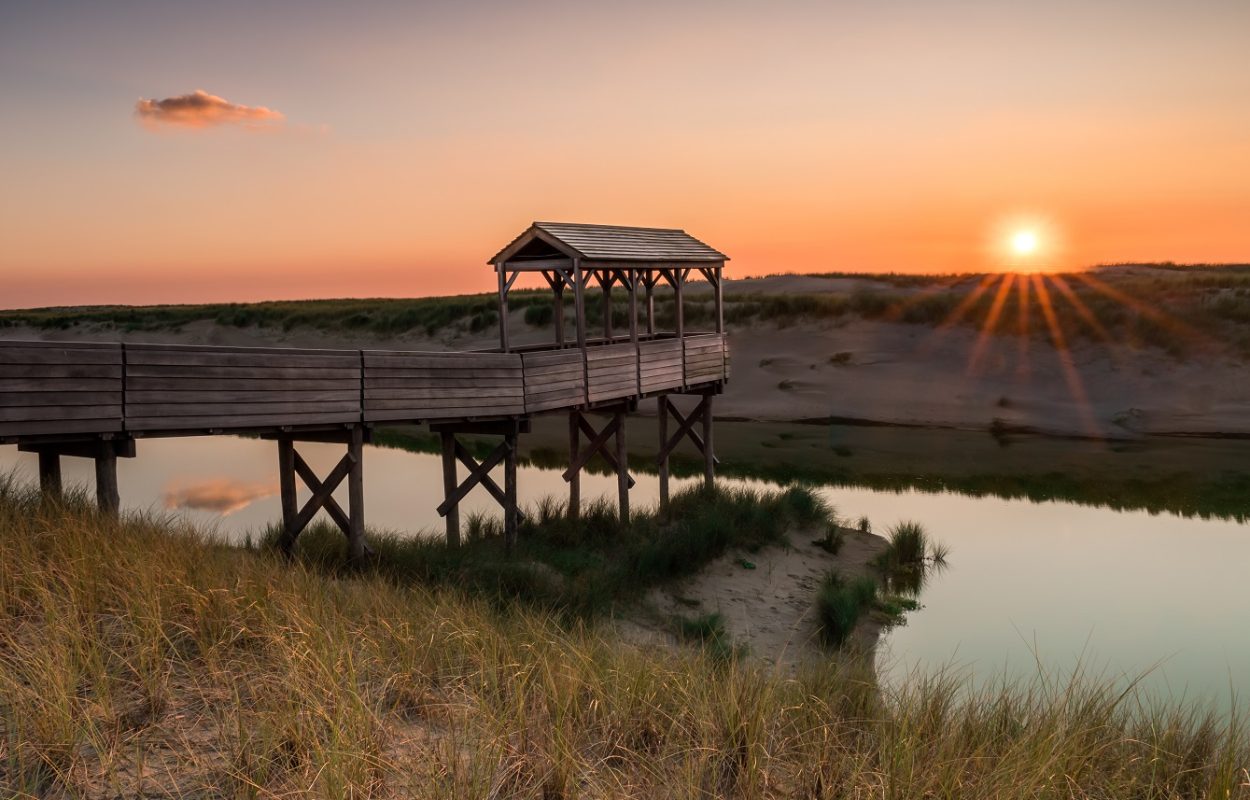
1, 479, 1247, 797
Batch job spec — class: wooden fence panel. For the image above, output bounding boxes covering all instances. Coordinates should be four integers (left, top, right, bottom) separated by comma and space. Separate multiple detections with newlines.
363, 351, 524, 421
522, 349, 585, 412
638, 338, 684, 395
123, 343, 362, 431
586, 342, 639, 404
684, 334, 726, 386
0, 341, 124, 439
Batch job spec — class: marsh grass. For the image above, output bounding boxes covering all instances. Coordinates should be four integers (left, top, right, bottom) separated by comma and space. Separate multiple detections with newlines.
0, 476, 1247, 796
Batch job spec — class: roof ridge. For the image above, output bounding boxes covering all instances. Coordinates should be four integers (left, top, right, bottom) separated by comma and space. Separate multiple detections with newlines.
534, 221, 686, 234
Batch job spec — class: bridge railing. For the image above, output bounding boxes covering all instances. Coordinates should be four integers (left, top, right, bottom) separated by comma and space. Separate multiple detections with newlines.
0, 333, 728, 441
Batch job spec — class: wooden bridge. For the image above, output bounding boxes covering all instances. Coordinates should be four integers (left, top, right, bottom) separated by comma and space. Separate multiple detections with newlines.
1, 223, 729, 558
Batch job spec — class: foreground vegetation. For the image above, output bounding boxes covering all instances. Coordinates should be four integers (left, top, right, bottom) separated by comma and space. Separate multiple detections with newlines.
1, 479, 1247, 797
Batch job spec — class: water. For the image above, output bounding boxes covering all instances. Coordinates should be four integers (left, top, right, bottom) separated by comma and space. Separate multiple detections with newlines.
3, 435, 1248, 708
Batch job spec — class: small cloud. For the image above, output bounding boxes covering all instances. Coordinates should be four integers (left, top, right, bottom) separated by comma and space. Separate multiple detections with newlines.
135, 89, 285, 130
163, 478, 278, 515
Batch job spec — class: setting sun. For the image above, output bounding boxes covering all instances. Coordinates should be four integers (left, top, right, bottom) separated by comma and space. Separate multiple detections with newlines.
1012, 230, 1039, 256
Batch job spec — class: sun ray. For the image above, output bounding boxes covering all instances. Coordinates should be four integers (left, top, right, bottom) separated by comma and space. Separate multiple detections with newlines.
1069, 271, 1209, 347
1033, 274, 1101, 437
1014, 271, 1032, 378
936, 273, 1000, 332
1047, 274, 1116, 345
966, 272, 1016, 375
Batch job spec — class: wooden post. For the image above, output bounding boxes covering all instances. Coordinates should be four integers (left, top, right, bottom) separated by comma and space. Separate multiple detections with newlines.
627, 271, 640, 393
504, 432, 518, 554
95, 451, 119, 518
702, 394, 715, 490
568, 411, 580, 521
713, 266, 724, 334
615, 410, 629, 525
497, 264, 510, 352
347, 425, 366, 562
573, 257, 588, 404
644, 274, 656, 336
554, 279, 566, 347
674, 269, 684, 339
440, 431, 460, 547
657, 395, 669, 512
38, 451, 62, 500
277, 438, 298, 553
601, 271, 613, 341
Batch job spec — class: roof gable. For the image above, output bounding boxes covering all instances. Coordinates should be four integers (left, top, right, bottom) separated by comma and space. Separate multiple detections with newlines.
490, 222, 728, 265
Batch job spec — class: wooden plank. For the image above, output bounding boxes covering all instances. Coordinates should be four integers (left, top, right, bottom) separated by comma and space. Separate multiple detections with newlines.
0, 392, 121, 407
521, 350, 583, 367
126, 350, 359, 369
0, 340, 119, 350
0, 418, 122, 437
365, 398, 523, 411
127, 342, 355, 357
363, 353, 520, 369
0, 405, 121, 422
365, 407, 523, 421
367, 387, 525, 401
364, 367, 519, 379
126, 400, 361, 417
521, 363, 584, 379
0, 347, 124, 365
125, 411, 358, 431
1, 364, 121, 379
126, 365, 358, 380
364, 376, 523, 390
128, 375, 358, 389
127, 389, 359, 404
0, 378, 121, 392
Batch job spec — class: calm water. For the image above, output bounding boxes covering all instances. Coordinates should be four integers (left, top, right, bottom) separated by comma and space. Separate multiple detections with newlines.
3, 436, 1248, 708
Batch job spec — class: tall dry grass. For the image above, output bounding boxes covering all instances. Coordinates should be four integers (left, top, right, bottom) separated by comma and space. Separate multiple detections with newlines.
0, 475, 1246, 797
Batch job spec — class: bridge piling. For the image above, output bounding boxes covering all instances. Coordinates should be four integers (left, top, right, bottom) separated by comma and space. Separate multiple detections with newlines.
272, 426, 370, 561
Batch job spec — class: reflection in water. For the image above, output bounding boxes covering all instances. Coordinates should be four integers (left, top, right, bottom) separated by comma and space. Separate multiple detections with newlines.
1, 435, 1248, 710
163, 478, 278, 515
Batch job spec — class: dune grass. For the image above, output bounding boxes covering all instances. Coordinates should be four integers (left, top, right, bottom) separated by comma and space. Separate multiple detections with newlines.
1, 478, 1248, 797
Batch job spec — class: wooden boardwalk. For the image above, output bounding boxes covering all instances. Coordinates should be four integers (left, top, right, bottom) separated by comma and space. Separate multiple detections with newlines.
1, 221, 731, 559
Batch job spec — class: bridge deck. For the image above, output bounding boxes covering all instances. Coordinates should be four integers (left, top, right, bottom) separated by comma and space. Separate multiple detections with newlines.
0, 334, 728, 443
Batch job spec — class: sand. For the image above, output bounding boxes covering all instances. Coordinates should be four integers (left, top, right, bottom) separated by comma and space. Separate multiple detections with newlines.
619, 526, 889, 668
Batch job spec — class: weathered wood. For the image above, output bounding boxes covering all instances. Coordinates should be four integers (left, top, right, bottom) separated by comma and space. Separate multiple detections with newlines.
441, 432, 460, 547
436, 441, 508, 516
562, 413, 622, 480
291, 450, 355, 534
657, 395, 669, 512
38, 451, 62, 499
498, 266, 510, 352
568, 411, 581, 521
573, 257, 589, 404
126, 411, 360, 432
95, 452, 120, 518
504, 433, 518, 555
702, 394, 715, 489
293, 450, 351, 535
347, 425, 366, 562
277, 438, 299, 554
615, 411, 630, 525
454, 440, 526, 525
575, 415, 635, 488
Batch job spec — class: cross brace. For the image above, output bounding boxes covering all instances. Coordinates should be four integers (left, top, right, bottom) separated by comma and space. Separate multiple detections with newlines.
277, 426, 369, 561
437, 430, 519, 553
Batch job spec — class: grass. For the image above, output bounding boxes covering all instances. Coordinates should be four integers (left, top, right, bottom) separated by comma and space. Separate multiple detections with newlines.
0, 478, 1248, 796
275, 484, 828, 619
815, 571, 879, 648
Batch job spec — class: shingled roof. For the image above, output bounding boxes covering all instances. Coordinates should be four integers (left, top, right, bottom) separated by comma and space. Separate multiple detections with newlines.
490, 222, 728, 265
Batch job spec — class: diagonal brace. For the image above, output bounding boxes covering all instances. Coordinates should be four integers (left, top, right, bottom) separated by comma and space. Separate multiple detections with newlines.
454, 441, 527, 523
291, 450, 355, 534
658, 397, 721, 465
576, 415, 635, 488
438, 441, 509, 517
562, 413, 622, 481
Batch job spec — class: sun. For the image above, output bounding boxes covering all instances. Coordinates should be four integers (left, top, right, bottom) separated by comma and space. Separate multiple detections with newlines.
1011, 230, 1039, 256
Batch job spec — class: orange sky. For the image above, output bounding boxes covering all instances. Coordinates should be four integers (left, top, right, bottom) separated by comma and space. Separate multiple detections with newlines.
1, 1, 1248, 308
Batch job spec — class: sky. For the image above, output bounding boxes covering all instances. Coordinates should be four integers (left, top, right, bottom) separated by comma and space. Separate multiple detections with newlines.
1, 0, 1248, 307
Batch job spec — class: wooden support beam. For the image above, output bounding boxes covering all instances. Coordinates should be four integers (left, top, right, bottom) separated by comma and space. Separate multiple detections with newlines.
568, 411, 580, 521
615, 410, 629, 524
702, 393, 715, 489
562, 413, 622, 480
437, 441, 508, 517
38, 451, 62, 499
440, 432, 460, 547
657, 394, 669, 512
347, 424, 366, 562
504, 432, 518, 554
95, 451, 119, 518
657, 395, 721, 468
454, 440, 526, 524
573, 257, 588, 404
276, 431, 370, 559
497, 266, 510, 352
575, 414, 635, 488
